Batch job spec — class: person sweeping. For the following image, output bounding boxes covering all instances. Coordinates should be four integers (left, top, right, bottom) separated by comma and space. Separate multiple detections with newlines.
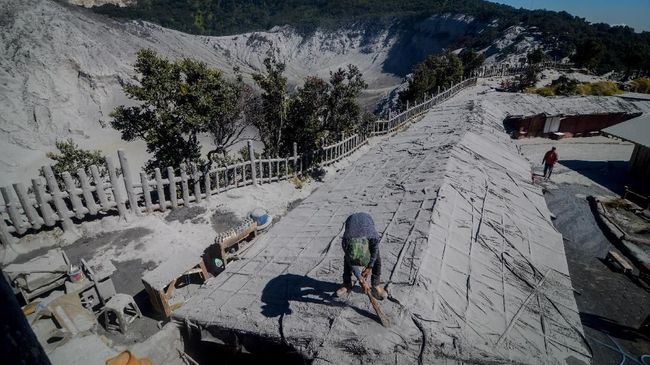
336, 212, 388, 301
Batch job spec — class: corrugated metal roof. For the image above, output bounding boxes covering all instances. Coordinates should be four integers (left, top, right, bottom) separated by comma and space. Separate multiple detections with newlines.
602, 113, 650, 147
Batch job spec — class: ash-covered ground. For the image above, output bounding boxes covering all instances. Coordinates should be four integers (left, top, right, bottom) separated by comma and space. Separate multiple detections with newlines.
519, 137, 650, 364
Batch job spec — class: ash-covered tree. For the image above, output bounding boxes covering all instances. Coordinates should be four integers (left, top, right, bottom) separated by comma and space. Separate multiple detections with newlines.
324, 65, 368, 138
205, 71, 260, 164
527, 48, 545, 65
252, 56, 289, 157
572, 39, 605, 71
399, 53, 463, 106
285, 76, 330, 153
460, 49, 485, 77
44, 139, 105, 185
508, 49, 546, 91
284, 66, 367, 153
110, 49, 249, 172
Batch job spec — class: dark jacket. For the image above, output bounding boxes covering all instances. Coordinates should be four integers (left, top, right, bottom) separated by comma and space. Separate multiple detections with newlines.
342, 212, 380, 267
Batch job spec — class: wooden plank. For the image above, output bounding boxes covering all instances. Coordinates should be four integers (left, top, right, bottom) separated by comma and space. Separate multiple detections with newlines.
76, 169, 98, 215
42, 165, 74, 230
1, 186, 26, 234
140, 172, 153, 213
180, 164, 190, 206
105, 157, 127, 218
606, 250, 633, 273
13, 183, 42, 229
89, 165, 110, 212
32, 178, 56, 226
167, 167, 178, 209
117, 150, 139, 215
62, 172, 86, 219
154, 168, 167, 211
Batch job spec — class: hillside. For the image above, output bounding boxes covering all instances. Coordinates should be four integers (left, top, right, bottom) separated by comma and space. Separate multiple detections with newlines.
2, 0, 506, 186
3, 0, 645, 187
93, 0, 650, 74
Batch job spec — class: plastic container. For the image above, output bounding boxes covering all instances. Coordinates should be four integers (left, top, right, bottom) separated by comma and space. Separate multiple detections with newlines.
68, 265, 83, 283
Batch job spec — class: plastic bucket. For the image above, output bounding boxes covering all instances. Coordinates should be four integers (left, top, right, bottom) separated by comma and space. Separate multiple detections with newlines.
68, 265, 83, 283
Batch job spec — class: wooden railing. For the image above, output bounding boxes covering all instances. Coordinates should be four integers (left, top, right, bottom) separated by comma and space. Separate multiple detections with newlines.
0, 135, 368, 246
1, 61, 573, 245
371, 62, 573, 136
372, 77, 478, 135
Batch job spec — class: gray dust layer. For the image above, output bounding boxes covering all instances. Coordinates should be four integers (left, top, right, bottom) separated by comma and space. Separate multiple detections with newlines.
164, 206, 207, 224
545, 183, 650, 364
211, 210, 241, 233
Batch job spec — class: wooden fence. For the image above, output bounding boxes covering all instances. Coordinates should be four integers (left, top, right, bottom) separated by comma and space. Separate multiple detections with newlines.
0, 135, 368, 246
372, 77, 478, 135
371, 62, 573, 136
0, 61, 573, 246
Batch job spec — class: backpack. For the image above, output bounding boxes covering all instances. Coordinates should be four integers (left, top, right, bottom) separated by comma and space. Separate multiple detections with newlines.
347, 237, 371, 267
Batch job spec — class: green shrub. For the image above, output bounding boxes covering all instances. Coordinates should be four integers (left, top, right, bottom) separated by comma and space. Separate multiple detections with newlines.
44, 139, 106, 185
585, 81, 621, 96
532, 78, 621, 97
535, 87, 555, 97
631, 78, 650, 94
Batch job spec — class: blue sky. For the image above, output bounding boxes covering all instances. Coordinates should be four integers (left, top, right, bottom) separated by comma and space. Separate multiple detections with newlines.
489, 0, 650, 32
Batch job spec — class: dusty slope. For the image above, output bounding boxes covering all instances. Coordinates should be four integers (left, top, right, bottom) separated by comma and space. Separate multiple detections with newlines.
0, 0, 496, 186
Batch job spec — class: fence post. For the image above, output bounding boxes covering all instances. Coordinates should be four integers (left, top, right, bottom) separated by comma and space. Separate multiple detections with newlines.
167, 167, 178, 208
140, 172, 153, 213
293, 142, 298, 177
62, 172, 85, 219
13, 183, 41, 230
77, 169, 98, 215
180, 164, 190, 206
248, 140, 258, 186
105, 156, 127, 219
32, 178, 55, 226
214, 169, 220, 194
1, 187, 25, 235
154, 168, 167, 211
89, 165, 110, 212
42, 165, 74, 231
191, 163, 202, 203
203, 170, 211, 201
117, 150, 139, 215
284, 158, 289, 179
0, 210, 15, 246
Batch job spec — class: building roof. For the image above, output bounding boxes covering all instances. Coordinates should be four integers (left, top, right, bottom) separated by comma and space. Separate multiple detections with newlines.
173, 97, 589, 364
602, 113, 650, 147
618, 92, 650, 102
486, 92, 643, 118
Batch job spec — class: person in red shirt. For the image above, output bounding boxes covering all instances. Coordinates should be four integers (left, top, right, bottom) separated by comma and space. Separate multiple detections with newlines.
542, 147, 558, 180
